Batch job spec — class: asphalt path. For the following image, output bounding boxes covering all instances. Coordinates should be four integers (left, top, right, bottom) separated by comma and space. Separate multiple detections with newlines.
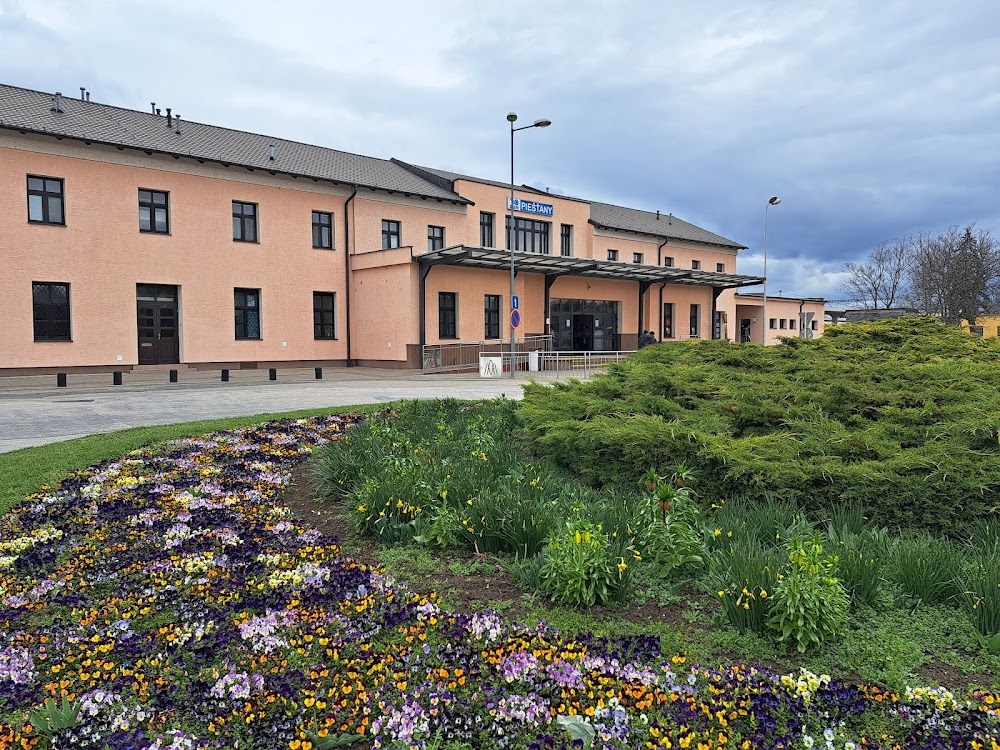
0, 369, 562, 453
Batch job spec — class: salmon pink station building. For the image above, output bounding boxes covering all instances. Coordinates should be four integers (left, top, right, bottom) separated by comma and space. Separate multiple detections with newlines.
0, 84, 824, 375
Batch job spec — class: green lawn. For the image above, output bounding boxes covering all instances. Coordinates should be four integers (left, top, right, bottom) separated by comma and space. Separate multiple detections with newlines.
0, 405, 375, 515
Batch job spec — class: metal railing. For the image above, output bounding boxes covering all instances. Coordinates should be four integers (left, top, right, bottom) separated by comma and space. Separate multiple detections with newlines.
422, 335, 552, 372
475, 349, 636, 380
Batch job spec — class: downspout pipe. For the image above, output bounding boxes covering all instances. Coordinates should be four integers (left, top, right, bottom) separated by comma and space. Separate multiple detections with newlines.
798, 299, 805, 338
343, 185, 358, 367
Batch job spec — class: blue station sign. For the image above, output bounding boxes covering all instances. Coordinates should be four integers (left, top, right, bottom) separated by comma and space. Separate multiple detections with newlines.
508, 197, 554, 217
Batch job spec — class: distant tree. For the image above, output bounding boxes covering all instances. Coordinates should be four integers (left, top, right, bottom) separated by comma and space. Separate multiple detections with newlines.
841, 238, 912, 309
907, 224, 1000, 325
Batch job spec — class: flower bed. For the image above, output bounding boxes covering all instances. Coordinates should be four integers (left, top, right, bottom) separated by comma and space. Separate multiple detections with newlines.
1, 415, 999, 749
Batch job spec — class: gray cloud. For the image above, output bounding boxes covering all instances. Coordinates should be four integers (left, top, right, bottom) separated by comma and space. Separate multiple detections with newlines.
2, 0, 997, 301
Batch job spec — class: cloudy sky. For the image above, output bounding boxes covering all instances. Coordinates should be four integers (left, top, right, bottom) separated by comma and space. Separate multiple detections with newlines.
2, 0, 998, 300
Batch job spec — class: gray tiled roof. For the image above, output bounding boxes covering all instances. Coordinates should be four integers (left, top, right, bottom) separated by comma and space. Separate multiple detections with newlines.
393, 162, 553, 195
0, 84, 467, 203
589, 201, 745, 249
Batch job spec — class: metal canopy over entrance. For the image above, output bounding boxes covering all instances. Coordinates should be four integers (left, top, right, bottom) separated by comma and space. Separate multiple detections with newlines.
417, 245, 765, 288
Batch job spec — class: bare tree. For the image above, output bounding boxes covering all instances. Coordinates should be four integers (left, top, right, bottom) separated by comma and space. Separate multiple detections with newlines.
841, 238, 912, 309
907, 224, 1000, 325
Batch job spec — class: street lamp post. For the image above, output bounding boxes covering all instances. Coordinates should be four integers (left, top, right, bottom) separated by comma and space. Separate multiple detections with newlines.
762, 196, 781, 345
507, 112, 551, 377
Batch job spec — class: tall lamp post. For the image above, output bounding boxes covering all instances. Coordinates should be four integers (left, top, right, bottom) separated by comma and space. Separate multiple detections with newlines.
507, 112, 551, 377
761, 196, 781, 345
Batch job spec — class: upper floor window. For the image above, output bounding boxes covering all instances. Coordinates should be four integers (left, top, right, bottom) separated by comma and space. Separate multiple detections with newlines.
560, 224, 573, 257
663, 256, 674, 267
480, 212, 495, 247
313, 291, 337, 339
139, 189, 169, 234
232, 201, 258, 242
779, 319, 787, 329
234, 288, 261, 339
27, 175, 64, 225
691, 260, 701, 270
382, 220, 401, 249
716, 262, 726, 272
428, 225, 445, 252
812, 320, 819, 331
32, 282, 71, 341
789, 318, 797, 330
607, 249, 619, 261
633, 253, 644, 264
769, 318, 777, 329
312, 211, 334, 249
506, 217, 550, 254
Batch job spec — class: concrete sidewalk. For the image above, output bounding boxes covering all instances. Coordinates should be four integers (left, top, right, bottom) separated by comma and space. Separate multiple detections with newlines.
0, 368, 568, 453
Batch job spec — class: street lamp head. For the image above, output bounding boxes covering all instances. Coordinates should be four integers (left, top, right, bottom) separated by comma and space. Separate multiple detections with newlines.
507, 112, 518, 123
768, 196, 781, 206
533, 118, 552, 128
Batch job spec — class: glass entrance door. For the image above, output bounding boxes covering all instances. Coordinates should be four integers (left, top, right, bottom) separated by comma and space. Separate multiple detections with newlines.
137, 284, 179, 364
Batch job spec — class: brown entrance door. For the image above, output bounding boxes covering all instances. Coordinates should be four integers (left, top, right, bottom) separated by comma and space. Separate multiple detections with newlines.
137, 284, 180, 364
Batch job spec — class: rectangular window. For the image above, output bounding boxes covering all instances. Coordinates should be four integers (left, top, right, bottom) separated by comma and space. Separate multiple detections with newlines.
560, 224, 573, 257
505, 217, 550, 254
313, 292, 336, 339
232, 201, 258, 242
484, 294, 501, 339
234, 288, 261, 339
633, 252, 644, 264
662, 302, 674, 339
769, 318, 777, 329
663, 257, 674, 267
32, 282, 71, 341
138, 189, 169, 233
789, 319, 797, 330
779, 319, 787, 329
427, 225, 445, 252
439, 292, 457, 339
27, 175, 65, 225
716, 262, 726, 272
689, 304, 701, 338
382, 220, 401, 249
480, 212, 495, 247
691, 260, 701, 270
312, 211, 334, 249
607, 249, 619, 261
969, 325, 984, 336
812, 320, 819, 331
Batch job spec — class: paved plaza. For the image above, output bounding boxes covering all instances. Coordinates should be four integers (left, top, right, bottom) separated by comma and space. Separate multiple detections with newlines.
0, 367, 569, 453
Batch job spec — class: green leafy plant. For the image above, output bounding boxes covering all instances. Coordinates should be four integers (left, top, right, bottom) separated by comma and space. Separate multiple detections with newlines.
767, 533, 849, 653
707, 539, 783, 635
959, 551, 1000, 647
538, 518, 632, 607
891, 534, 964, 608
28, 696, 80, 747
828, 526, 892, 608
304, 729, 364, 748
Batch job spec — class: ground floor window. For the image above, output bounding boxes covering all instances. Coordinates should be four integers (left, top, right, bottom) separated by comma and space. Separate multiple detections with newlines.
484, 294, 501, 339
549, 298, 619, 351
690, 303, 701, 338
313, 292, 336, 339
32, 281, 71, 341
235, 288, 261, 340
439, 292, 457, 338
662, 302, 674, 339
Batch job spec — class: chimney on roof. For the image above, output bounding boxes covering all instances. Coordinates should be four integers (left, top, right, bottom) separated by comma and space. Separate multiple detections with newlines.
151, 102, 156, 114
85, 91, 90, 102
51, 92, 64, 113
165, 108, 172, 127
668, 212, 673, 225
656, 210, 660, 220
268, 144, 276, 161
156, 108, 161, 115
174, 115, 181, 134
80, 87, 85, 101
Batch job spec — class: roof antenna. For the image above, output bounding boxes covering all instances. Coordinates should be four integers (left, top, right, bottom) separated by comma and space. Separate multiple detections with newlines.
151, 102, 156, 114
268, 144, 276, 161
51, 92, 64, 113
174, 114, 181, 134
80, 87, 86, 101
